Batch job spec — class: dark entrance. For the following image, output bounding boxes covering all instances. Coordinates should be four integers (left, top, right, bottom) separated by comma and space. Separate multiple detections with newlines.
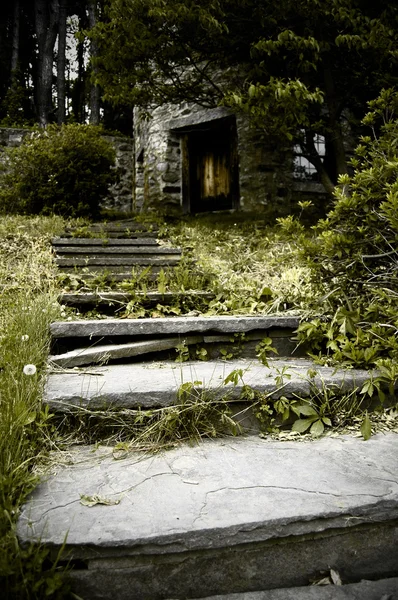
181, 117, 239, 213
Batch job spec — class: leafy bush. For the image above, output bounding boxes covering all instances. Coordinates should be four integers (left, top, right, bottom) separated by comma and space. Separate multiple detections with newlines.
0, 124, 117, 218
295, 89, 398, 378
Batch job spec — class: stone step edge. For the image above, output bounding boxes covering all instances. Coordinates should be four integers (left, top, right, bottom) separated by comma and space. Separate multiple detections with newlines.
56, 257, 181, 267
53, 246, 182, 255
50, 315, 301, 339
44, 358, 372, 411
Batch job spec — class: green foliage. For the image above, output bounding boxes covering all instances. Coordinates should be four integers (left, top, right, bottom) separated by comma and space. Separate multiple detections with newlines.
0, 216, 71, 597
0, 124, 117, 218
295, 90, 398, 377
92, 0, 398, 186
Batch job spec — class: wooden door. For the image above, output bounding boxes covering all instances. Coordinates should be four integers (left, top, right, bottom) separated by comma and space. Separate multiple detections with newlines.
184, 118, 239, 213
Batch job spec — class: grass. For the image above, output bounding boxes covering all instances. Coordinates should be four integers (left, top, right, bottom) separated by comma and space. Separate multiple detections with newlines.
0, 216, 72, 599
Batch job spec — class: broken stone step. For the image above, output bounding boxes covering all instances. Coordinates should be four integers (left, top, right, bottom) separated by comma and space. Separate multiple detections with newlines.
58, 291, 215, 307
50, 315, 301, 340
45, 358, 371, 411
55, 257, 181, 267
195, 578, 398, 599
49, 336, 204, 368
17, 433, 398, 599
52, 237, 160, 246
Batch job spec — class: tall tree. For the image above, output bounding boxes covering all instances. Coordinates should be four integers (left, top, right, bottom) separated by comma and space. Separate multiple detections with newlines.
34, 0, 59, 126
57, 0, 68, 124
87, 0, 100, 125
91, 0, 398, 196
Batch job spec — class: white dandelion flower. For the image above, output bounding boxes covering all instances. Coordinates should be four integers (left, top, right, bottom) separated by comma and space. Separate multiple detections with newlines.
21, 335, 29, 342
23, 364, 37, 376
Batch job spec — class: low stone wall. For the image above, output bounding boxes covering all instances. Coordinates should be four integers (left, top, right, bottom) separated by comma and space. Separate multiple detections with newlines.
0, 127, 134, 213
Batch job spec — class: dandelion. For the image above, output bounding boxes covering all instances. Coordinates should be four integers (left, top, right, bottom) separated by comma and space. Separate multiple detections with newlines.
21, 334, 29, 342
60, 312, 67, 318
23, 364, 37, 376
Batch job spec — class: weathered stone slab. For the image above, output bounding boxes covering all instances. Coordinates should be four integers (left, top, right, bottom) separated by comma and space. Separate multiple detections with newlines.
54, 246, 181, 255
49, 336, 204, 368
17, 434, 398, 598
50, 316, 301, 339
44, 358, 371, 410
52, 238, 160, 246
196, 578, 398, 599
55, 257, 181, 266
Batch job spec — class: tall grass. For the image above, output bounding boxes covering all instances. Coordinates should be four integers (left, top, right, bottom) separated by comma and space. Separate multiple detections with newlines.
0, 216, 69, 599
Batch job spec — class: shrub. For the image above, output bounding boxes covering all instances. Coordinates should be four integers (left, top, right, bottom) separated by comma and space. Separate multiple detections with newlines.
0, 124, 117, 218
295, 89, 398, 374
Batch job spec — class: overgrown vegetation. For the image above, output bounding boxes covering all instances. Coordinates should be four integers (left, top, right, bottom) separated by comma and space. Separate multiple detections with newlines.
289, 91, 398, 395
0, 216, 70, 599
0, 124, 117, 218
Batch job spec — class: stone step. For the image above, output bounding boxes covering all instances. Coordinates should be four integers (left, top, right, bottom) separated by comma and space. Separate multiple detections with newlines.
195, 578, 398, 599
45, 357, 370, 412
58, 291, 214, 308
55, 256, 181, 267
49, 335, 204, 368
54, 246, 181, 256
50, 316, 301, 340
52, 237, 161, 246
17, 433, 398, 599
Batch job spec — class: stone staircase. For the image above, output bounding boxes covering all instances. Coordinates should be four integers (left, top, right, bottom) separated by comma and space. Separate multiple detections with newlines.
17, 221, 398, 599
52, 218, 182, 284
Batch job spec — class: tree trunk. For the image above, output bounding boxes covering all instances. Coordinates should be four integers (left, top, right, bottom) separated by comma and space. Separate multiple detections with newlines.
34, 0, 60, 126
323, 64, 348, 179
302, 131, 336, 200
87, 0, 100, 125
57, 0, 67, 124
11, 0, 20, 75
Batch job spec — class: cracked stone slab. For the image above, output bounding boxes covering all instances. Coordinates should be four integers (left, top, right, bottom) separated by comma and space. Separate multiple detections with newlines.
50, 315, 301, 339
17, 434, 398, 598
44, 358, 371, 410
49, 336, 204, 368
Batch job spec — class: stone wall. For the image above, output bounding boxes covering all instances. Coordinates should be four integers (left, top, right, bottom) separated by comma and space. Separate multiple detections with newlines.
133, 102, 327, 216
0, 127, 134, 213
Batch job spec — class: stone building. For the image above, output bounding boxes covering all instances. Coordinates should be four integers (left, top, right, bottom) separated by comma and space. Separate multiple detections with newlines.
133, 102, 328, 216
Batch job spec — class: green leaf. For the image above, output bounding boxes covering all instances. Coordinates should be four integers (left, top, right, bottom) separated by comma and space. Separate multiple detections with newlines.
360, 412, 372, 440
292, 418, 314, 433
296, 404, 318, 416
310, 419, 324, 436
